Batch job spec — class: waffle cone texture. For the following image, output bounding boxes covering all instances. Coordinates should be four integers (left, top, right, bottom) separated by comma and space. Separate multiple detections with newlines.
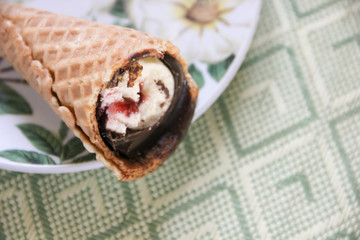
0, 2, 198, 180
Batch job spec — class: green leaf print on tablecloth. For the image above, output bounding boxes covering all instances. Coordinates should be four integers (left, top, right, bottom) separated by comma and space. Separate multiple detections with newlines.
0, 82, 32, 115
0, 150, 55, 164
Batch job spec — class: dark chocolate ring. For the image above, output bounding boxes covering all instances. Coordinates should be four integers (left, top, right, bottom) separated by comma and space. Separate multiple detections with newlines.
96, 54, 195, 164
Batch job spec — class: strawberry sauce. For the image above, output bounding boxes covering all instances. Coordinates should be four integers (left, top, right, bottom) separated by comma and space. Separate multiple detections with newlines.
108, 98, 139, 117
107, 83, 147, 118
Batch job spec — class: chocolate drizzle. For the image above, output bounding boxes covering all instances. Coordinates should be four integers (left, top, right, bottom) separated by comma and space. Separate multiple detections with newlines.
96, 54, 195, 164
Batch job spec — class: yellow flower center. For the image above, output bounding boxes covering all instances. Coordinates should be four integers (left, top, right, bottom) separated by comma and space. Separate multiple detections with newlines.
185, 0, 219, 25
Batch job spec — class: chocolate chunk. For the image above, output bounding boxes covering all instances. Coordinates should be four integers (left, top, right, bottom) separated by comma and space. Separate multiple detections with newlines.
106, 68, 123, 88
96, 54, 195, 164
127, 61, 143, 87
106, 61, 143, 88
156, 80, 170, 99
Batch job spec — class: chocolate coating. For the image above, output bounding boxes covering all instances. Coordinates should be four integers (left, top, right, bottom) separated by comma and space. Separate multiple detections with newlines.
96, 54, 195, 164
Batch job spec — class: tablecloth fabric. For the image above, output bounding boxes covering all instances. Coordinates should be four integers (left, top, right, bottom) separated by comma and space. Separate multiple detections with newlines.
1, 0, 360, 239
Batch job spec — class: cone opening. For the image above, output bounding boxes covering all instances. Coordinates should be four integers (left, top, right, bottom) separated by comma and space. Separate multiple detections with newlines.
96, 53, 195, 164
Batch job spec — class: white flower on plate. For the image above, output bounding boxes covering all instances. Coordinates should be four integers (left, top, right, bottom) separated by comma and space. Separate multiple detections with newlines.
127, 0, 253, 63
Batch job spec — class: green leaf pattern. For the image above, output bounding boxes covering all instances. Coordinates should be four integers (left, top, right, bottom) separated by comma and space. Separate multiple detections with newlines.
188, 64, 205, 89
72, 153, 96, 163
208, 54, 235, 82
0, 82, 32, 115
0, 122, 92, 165
0, 58, 90, 165
58, 121, 69, 142
62, 137, 86, 160
0, 150, 55, 165
111, 0, 127, 18
17, 124, 63, 156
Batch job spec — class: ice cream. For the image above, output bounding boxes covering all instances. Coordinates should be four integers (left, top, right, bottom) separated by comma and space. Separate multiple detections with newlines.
99, 57, 175, 135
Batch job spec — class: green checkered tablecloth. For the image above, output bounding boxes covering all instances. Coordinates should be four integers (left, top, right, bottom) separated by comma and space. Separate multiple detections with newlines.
1, 0, 360, 239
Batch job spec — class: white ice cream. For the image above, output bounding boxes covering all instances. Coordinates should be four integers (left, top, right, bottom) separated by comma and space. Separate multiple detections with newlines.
100, 57, 174, 134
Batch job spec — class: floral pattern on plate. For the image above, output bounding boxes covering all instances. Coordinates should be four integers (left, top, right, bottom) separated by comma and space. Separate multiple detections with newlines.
127, 0, 254, 63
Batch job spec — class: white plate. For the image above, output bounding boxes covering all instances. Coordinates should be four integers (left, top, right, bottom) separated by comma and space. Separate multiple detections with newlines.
0, 0, 262, 173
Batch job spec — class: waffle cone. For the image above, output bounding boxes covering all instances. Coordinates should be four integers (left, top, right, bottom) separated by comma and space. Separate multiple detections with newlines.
0, 2, 198, 180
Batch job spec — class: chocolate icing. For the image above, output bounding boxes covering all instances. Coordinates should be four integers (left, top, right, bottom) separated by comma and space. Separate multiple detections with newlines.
96, 54, 195, 164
